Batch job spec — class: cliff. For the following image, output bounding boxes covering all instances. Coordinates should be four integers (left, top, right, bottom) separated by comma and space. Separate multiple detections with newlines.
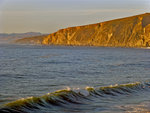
15, 13, 150, 47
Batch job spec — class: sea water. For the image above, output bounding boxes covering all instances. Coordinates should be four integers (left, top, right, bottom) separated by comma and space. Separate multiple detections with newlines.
0, 44, 150, 113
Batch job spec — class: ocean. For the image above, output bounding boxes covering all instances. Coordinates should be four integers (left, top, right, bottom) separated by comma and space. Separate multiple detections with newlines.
0, 44, 150, 113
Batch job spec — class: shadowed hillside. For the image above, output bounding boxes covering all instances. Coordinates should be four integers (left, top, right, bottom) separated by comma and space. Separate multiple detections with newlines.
15, 13, 150, 47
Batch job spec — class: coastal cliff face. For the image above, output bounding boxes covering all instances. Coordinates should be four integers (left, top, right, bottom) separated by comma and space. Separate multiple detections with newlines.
16, 13, 150, 47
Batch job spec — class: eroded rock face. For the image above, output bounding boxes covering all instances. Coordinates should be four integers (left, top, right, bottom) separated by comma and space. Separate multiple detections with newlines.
16, 13, 150, 47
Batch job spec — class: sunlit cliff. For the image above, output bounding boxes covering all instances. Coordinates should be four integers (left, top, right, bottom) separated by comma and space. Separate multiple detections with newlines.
15, 13, 150, 47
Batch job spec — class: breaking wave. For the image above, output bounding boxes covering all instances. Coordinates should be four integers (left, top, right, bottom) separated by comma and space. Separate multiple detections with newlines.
0, 82, 150, 113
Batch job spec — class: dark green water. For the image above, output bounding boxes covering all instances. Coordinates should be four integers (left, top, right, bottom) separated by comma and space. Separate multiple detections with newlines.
0, 44, 150, 113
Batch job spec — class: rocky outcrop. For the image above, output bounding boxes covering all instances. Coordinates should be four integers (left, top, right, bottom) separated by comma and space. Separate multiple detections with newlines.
16, 13, 150, 47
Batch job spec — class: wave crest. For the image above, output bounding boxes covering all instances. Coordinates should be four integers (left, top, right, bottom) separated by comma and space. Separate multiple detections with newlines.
0, 82, 150, 113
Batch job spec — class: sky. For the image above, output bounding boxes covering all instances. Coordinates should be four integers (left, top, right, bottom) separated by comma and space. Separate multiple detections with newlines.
0, 0, 150, 34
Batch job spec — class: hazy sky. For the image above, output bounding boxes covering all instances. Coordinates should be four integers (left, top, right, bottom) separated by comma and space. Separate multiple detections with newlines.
0, 0, 150, 33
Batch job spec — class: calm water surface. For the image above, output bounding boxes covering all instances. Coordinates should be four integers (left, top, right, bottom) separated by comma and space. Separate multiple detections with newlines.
0, 44, 150, 112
